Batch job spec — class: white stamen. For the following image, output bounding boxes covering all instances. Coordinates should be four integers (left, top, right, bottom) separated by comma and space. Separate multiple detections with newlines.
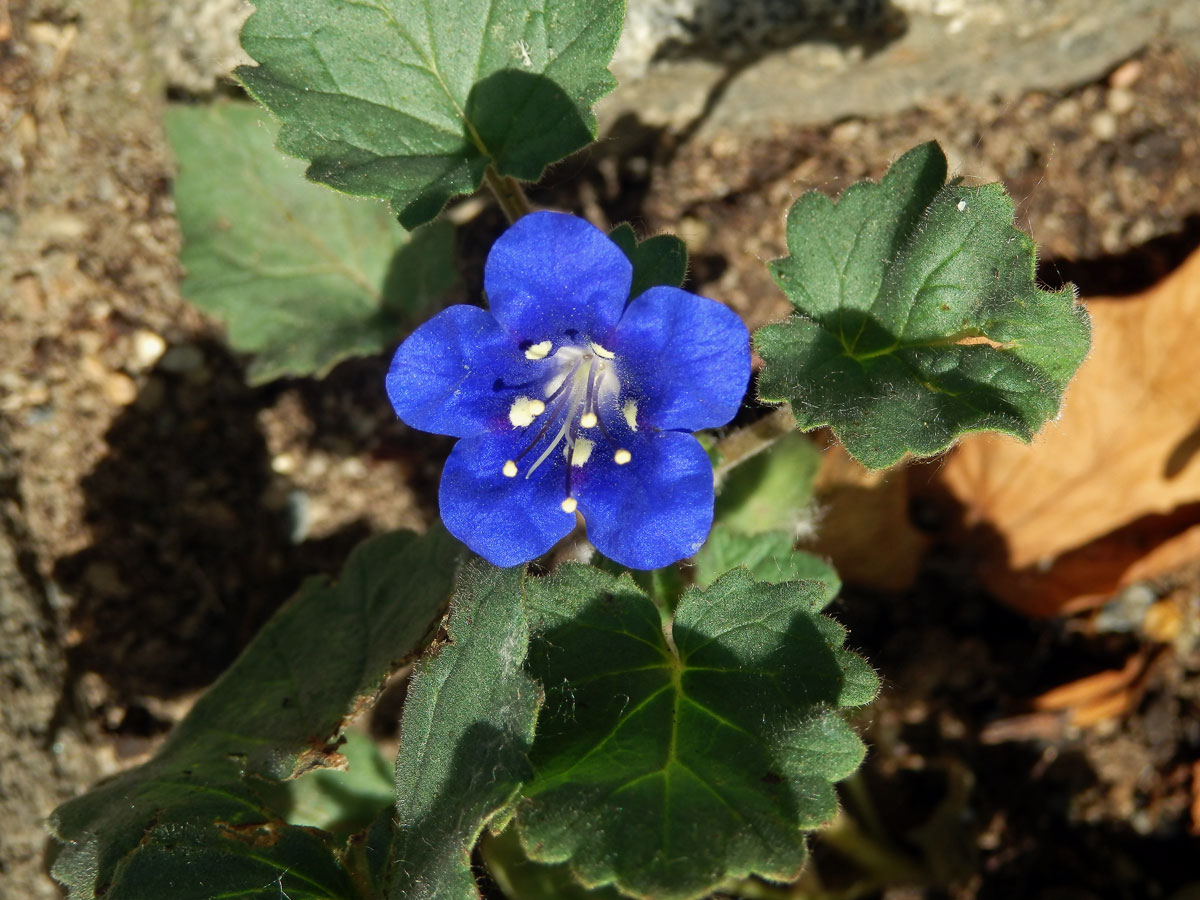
561, 497, 578, 513
589, 341, 615, 360
502, 460, 518, 477
623, 399, 638, 431
525, 340, 552, 360
580, 412, 597, 428
508, 396, 544, 427
571, 437, 594, 466
614, 448, 632, 465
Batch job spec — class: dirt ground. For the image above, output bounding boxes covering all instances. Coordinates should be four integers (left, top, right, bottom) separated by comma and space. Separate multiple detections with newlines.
2, 1, 1199, 898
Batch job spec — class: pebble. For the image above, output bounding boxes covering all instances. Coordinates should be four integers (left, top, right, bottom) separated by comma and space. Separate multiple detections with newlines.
131, 328, 167, 369
1109, 58, 1142, 90
271, 453, 297, 475
1106, 88, 1135, 115
103, 372, 138, 405
1089, 110, 1118, 141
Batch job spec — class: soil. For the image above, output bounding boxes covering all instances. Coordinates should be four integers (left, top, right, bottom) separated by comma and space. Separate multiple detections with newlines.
2, 1, 1198, 898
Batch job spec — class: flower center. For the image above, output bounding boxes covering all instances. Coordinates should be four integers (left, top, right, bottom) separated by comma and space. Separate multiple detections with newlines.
502, 341, 633, 511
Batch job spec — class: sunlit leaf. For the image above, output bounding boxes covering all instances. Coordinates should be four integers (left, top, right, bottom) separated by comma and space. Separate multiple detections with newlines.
237, 0, 624, 228
756, 141, 1090, 469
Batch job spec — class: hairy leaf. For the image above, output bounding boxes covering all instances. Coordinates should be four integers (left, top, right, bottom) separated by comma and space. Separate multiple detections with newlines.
756, 141, 1091, 469
236, 0, 624, 228
693, 526, 839, 597
167, 102, 454, 384
517, 565, 877, 900
609, 223, 689, 300
261, 730, 396, 836
714, 430, 821, 535
48, 529, 461, 900
389, 563, 541, 900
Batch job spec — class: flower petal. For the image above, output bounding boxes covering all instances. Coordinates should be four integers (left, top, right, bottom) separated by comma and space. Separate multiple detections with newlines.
611, 286, 750, 431
485, 211, 632, 344
575, 431, 715, 570
386, 304, 537, 438
440, 433, 576, 567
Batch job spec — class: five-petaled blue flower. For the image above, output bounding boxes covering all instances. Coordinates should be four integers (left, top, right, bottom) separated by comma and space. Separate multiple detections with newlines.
386, 211, 750, 569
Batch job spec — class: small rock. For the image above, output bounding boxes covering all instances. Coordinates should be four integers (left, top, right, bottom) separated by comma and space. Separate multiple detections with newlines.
131, 328, 167, 369
271, 453, 297, 475
830, 119, 865, 145
1089, 110, 1119, 141
1106, 87, 1135, 115
1109, 58, 1142, 89
103, 372, 138, 406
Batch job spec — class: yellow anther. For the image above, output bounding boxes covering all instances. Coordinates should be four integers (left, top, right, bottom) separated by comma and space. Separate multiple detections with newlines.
580, 412, 598, 428
614, 448, 632, 465
502, 460, 518, 477
589, 341, 615, 360
525, 340, 552, 360
508, 395, 544, 427
561, 497, 578, 513
622, 399, 638, 431
571, 437, 594, 466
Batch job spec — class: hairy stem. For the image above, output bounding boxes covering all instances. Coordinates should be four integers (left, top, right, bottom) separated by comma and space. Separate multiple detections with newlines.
711, 405, 798, 484
483, 165, 532, 223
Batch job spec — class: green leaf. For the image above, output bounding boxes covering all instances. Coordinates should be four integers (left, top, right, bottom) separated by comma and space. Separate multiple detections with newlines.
692, 526, 839, 600
755, 141, 1091, 469
263, 729, 396, 835
236, 0, 625, 229
389, 562, 541, 900
480, 824, 628, 900
714, 430, 821, 535
516, 565, 877, 900
48, 529, 461, 900
609, 223, 689, 299
167, 102, 455, 385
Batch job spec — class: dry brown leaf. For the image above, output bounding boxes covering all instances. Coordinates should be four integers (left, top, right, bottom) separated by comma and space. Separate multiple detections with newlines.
935, 247, 1200, 616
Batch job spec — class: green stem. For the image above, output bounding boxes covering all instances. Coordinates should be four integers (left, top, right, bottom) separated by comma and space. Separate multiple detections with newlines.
819, 808, 928, 887
711, 405, 797, 484
484, 165, 532, 223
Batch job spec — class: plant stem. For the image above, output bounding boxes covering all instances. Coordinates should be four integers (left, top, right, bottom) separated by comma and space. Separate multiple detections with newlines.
711, 405, 798, 484
484, 165, 532, 223
819, 808, 928, 887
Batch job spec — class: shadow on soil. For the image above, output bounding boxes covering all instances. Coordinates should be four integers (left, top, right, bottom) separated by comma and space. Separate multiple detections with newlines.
53, 339, 373, 706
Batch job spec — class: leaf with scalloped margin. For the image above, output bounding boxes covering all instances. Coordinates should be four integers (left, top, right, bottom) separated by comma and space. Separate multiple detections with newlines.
516, 565, 877, 900
755, 141, 1090, 469
236, 0, 624, 228
48, 529, 460, 900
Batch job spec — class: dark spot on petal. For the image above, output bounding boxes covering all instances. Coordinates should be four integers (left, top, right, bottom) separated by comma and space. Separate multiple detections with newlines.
761, 771, 783, 784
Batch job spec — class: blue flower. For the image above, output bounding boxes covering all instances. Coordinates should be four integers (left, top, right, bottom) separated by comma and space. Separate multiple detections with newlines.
386, 211, 750, 569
